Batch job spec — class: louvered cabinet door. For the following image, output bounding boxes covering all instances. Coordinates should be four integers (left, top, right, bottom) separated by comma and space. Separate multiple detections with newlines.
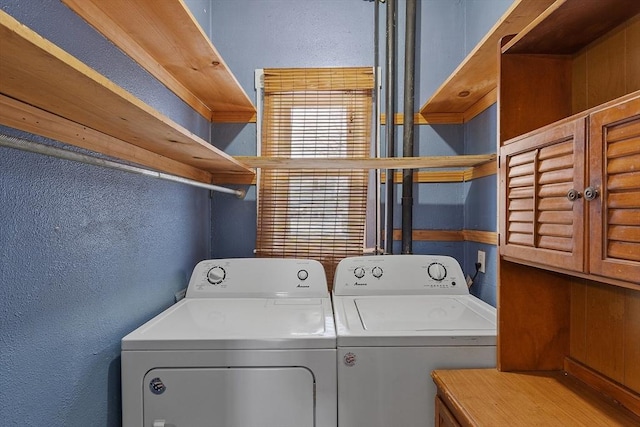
588, 96, 640, 284
500, 118, 586, 271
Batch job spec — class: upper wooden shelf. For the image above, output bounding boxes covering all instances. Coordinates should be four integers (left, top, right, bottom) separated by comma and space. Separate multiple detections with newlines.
419, 0, 555, 124
502, 0, 640, 54
0, 10, 254, 184
61, 0, 256, 122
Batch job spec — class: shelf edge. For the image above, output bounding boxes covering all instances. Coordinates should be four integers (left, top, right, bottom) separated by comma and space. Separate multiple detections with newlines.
0, 94, 214, 183
234, 154, 496, 170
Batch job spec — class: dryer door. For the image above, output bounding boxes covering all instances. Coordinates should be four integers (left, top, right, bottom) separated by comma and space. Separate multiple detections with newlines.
143, 367, 315, 427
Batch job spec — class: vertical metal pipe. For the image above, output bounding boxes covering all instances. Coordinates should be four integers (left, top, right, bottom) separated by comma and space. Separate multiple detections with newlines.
401, 0, 416, 254
384, 0, 397, 255
373, 0, 382, 255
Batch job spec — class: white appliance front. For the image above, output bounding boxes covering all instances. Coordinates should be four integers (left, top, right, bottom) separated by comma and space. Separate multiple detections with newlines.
332, 255, 497, 427
337, 345, 495, 427
123, 349, 335, 427
145, 367, 313, 426
121, 258, 337, 427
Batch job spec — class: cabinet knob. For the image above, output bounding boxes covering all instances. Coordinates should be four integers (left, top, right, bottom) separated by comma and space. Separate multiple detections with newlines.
566, 189, 581, 201
584, 186, 599, 201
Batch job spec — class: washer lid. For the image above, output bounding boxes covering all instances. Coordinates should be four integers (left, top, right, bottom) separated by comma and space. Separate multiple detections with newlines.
122, 297, 336, 350
333, 295, 496, 347
356, 297, 492, 331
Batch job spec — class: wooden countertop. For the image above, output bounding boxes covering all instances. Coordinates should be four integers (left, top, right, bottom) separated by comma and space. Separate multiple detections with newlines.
432, 369, 640, 426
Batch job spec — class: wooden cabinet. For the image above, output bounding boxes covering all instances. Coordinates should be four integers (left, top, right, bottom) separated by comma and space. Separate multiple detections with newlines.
588, 98, 640, 283
434, 396, 460, 427
500, 115, 587, 273
500, 95, 640, 284
494, 0, 640, 419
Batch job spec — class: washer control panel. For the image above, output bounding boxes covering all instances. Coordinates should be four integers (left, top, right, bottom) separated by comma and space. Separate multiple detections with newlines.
186, 258, 328, 298
334, 255, 470, 296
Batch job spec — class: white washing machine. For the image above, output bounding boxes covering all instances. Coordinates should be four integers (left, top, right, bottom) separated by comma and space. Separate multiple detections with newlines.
121, 258, 337, 427
332, 255, 496, 427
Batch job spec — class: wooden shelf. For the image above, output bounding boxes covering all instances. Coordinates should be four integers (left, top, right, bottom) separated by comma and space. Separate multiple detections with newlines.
0, 10, 254, 184
419, 0, 555, 124
234, 154, 496, 170
502, 0, 640, 54
61, 0, 256, 122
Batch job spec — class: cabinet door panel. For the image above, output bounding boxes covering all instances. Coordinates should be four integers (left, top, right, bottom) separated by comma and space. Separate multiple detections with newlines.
500, 118, 586, 271
589, 96, 640, 284
435, 396, 461, 427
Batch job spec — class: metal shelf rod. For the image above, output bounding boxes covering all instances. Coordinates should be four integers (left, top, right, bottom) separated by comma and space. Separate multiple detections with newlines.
0, 133, 245, 198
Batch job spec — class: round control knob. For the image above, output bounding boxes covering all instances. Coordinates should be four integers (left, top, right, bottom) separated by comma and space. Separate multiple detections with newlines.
427, 262, 447, 281
207, 266, 226, 285
371, 266, 383, 278
297, 269, 309, 281
354, 267, 365, 279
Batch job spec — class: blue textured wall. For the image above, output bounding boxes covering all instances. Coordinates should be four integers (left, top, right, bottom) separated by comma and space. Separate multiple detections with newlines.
209, 0, 509, 306
464, 106, 499, 306
0, 1, 211, 426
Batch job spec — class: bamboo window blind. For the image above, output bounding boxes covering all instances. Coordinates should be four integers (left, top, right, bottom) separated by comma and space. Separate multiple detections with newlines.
256, 67, 375, 288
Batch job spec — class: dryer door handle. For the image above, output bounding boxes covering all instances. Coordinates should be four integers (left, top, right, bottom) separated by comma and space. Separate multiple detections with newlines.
153, 420, 176, 427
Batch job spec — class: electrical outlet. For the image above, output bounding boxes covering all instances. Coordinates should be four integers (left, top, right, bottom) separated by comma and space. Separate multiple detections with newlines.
477, 250, 486, 273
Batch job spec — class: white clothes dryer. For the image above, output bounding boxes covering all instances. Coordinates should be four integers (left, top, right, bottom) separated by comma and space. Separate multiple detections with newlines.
121, 258, 336, 427
332, 255, 496, 427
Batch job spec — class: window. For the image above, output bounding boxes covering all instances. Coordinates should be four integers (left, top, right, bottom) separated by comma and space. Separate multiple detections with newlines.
256, 67, 375, 288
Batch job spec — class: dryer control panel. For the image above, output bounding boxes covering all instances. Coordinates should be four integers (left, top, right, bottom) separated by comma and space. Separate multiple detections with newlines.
333, 255, 470, 296
186, 258, 329, 298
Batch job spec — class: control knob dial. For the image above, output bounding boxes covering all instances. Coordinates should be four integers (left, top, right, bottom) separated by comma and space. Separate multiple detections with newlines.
427, 262, 447, 281
354, 267, 366, 279
207, 266, 226, 285
372, 266, 383, 278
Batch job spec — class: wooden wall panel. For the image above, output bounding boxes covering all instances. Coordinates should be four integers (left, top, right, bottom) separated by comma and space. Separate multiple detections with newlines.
570, 279, 640, 393
585, 283, 626, 384
499, 54, 572, 143
498, 260, 570, 371
625, 289, 640, 392
569, 280, 587, 361
571, 51, 588, 113
586, 26, 627, 108
572, 15, 640, 114
628, 17, 640, 92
